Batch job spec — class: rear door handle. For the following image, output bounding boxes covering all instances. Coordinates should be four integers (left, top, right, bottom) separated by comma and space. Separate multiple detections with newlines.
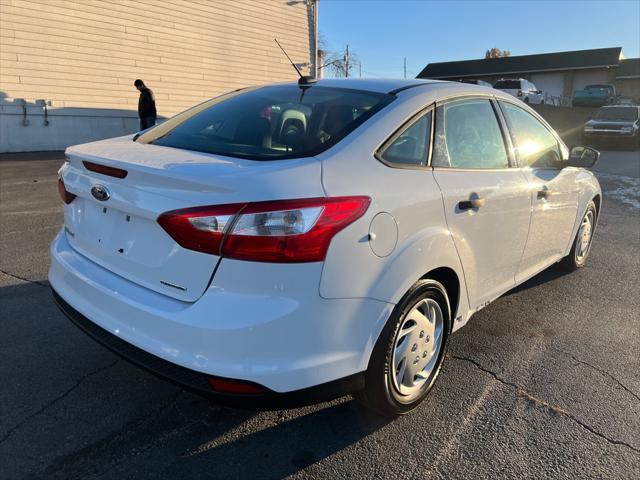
458, 198, 486, 210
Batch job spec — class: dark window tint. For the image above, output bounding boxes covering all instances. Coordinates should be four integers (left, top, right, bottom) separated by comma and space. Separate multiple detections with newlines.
381, 111, 431, 166
494, 80, 521, 89
585, 85, 614, 94
432, 99, 509, 169
136, 86, 393, 160
500, 101, 560, 168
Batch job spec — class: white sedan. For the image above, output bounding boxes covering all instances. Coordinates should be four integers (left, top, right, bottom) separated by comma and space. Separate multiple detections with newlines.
50, 79, 601, 416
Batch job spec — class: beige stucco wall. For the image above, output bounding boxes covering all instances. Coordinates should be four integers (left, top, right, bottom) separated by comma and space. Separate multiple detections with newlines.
0, 0, 314, 151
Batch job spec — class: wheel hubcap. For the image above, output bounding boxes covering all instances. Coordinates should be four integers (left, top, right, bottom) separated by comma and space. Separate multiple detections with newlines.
391, 298, 444, 398
575, 210, 594, 262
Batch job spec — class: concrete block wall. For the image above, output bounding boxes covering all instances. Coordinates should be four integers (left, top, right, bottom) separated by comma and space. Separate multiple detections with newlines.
0, 98, 141, 151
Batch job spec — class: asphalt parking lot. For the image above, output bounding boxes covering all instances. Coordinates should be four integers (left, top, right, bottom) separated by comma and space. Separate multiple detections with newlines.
1, 150, 639, 479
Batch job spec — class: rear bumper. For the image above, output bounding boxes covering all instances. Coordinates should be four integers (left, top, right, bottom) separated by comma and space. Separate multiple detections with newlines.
49, 230, 392, 395
52, 288, 364, 408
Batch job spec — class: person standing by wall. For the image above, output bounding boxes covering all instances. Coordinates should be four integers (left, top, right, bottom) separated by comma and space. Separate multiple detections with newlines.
134, 79, 157, 130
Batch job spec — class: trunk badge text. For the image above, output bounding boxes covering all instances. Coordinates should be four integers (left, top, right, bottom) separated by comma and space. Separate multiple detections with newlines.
91, 184, 110, 202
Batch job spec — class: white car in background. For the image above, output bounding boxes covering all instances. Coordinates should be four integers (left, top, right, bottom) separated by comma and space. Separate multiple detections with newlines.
494, 78, 545, 104
50, 79, 601, 416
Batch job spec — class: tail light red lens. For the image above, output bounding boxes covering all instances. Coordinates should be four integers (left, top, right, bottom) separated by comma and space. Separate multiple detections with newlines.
157, 196, 371, 262
57, 178, 76, 204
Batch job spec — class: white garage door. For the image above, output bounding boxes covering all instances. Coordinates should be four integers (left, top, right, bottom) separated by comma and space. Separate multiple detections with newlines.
530, 73, 564, 98
573, 70, 610, 91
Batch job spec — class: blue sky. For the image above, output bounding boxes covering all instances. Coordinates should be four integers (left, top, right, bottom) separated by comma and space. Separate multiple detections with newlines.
318, 0, 640, 78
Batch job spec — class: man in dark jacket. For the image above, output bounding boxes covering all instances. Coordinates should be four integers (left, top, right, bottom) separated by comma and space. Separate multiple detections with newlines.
134, 79, 157, 130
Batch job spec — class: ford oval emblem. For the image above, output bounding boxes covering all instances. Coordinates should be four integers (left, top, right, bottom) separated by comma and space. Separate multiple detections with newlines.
91, 184, 110, 202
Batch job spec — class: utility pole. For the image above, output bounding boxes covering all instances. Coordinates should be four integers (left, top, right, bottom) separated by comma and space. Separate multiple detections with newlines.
345, 44, 349, 78
312, 0, 318, 78
404, 57, 407, 79
359, 62, 362, 78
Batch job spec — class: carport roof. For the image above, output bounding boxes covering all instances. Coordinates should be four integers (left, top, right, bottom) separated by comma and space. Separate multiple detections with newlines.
417, 47, 623, 79
616, 58, 640, 79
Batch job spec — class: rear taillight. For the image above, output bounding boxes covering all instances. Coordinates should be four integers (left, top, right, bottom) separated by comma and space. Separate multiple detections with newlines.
57, 178, 76, 204
517, 90, 523, 97
157, 196, 370, 262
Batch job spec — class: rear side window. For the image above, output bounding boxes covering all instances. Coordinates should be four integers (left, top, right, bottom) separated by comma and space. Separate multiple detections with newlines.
499, 101, 561, 168
494, 80, 521, 89
136, 85, 393, 160
380, 111, 432, 167
432, 99, 509, 169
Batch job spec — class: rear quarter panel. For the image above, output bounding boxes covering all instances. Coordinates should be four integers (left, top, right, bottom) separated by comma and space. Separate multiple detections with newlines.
316, 86, 471, 328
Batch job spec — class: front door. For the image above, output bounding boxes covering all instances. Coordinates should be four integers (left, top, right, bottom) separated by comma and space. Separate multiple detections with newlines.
432, 98, 532, 309
498, 100, 580, 282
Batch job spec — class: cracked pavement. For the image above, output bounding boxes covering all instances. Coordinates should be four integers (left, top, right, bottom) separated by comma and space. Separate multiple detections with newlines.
1, 150, 639, 479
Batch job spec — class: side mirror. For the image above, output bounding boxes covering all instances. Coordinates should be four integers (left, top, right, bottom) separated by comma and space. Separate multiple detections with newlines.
567, 146, 599, 168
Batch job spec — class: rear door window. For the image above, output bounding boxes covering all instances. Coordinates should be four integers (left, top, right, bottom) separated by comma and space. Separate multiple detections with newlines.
432, 98, 509, 169
136, 86, 393, 160
380, 110, 432, 167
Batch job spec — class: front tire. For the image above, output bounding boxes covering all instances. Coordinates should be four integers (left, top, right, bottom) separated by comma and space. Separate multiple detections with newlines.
560, 201, 597, 271
356, 279, 451, 416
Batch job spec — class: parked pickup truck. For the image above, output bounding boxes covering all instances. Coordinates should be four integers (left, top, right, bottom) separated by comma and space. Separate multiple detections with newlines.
573, 84, 616, 107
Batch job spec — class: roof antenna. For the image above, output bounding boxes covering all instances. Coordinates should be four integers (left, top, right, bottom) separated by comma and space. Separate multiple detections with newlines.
274, 38, 317, 86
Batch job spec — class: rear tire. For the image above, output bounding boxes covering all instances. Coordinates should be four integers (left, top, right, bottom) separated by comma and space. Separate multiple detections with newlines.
355, 279, 451, 416
560, 201, 597, 271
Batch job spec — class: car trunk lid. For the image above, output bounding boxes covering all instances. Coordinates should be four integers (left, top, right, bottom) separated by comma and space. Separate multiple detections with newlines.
61, 137, 323, 302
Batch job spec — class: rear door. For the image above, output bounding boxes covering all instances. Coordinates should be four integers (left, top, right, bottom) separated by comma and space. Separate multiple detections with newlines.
498, 100, 580, 282
432, 97, 531, 309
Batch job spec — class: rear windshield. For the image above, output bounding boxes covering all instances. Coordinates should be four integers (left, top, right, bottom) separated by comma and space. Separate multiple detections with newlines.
594, 107, 638, 121
585, 85, 613, 93
136, 85, 393, 160
494, 80, 521, 89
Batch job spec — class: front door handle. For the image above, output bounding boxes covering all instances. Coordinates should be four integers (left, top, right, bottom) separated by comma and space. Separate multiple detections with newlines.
537, 187, 552, 199
458, 198, 486, 210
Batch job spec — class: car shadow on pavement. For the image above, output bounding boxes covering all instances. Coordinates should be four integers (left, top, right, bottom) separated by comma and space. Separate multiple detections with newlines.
42, 390, 390, 479
1, 279, 391, 479
505, 264, 572, 296
171, 399, 391, 478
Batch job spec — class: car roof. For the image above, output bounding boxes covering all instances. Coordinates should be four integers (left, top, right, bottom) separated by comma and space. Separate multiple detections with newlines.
262, 77, 515, 101
268, 78, 447, 94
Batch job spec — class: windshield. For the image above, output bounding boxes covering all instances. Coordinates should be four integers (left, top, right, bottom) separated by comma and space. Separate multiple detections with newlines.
494, 80, 520, 89
136, 85, 393, 160
594, 107, 638, 121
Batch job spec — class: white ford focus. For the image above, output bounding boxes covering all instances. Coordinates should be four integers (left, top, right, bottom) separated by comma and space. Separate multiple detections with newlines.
50, 79, 601, 415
